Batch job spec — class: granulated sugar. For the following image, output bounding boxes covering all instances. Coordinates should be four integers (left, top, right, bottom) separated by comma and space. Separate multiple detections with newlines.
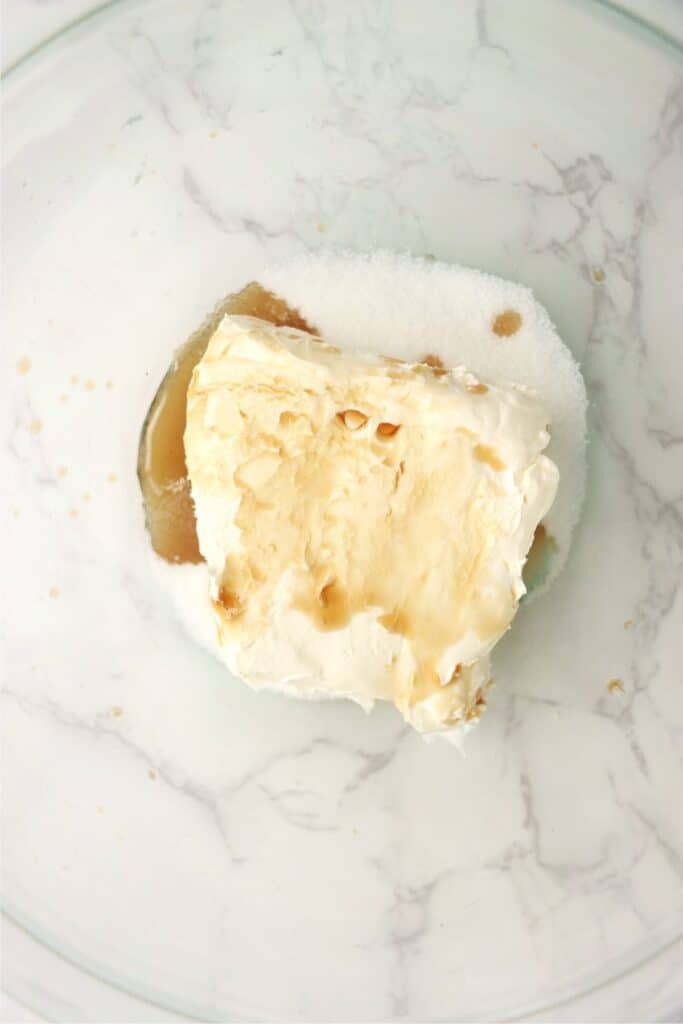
263, 250, 587, 590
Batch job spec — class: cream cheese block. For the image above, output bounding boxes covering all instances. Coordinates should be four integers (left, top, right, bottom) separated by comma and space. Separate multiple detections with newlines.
184, 313, 559, 738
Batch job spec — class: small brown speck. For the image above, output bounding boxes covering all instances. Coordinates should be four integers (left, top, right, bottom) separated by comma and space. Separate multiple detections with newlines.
106, 379, 113, 389
29, 418, 43, 435
473, 443, 506, 471
148, 769, 157, 780
111, 706, 123, 718
448, 664, 463, 683
83, 493, 91, 503
419, 354, 448, 378
17, 356, 32, 375
493, 310, 522, 337
337, 410, 368, 431
422, 353, 446, 372
209, 130, 218, 139
531, 142, 540, 150
49, 586, 60, 599
70, 375, 79, 386
85, 379, 96, 391
624, 619, 634, 630
107, 472, 118, 483
57, 466, 68, 478
69, 507, 79, 518
592, 267, 606, 283
215, 586, 244, 619
60, 393, 69, 403
316, 222, 327, 233
607, 677, 624, 695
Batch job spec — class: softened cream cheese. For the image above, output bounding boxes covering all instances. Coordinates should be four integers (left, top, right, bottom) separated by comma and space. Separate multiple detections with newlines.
184, 314, 559, 738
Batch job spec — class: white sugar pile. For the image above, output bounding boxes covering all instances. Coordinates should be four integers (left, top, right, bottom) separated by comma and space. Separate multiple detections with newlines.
262, 250, 587, 591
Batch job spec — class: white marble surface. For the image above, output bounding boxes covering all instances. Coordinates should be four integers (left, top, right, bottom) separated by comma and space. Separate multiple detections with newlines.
1, 0, 96, 69
2, 0, 683, 1020
2, 0, 682, 72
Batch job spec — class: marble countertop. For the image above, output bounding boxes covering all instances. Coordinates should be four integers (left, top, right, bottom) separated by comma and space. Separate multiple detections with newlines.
5, 0, 683, 69
2, 1, 683, 1021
